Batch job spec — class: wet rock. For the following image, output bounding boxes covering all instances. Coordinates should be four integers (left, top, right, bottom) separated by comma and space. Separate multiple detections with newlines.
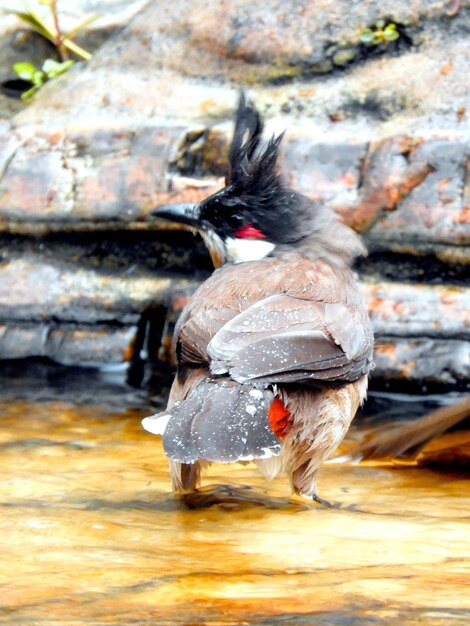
170, 127, 229, 178
0, 0, 467, 262
374, 339, 469, 388
1, 123, 469, 265
7, 0, 469, 128
355, 251, 469, 287
0, 125, 184, 224
365, 137, 470, 257
0, 323, 138, 364
0, 0, 468, 391
361, 281, 470, 340
0, 245, 468, 387
281, 132, 368, 217
341, 135, 433, 233
0, 358, 151, 406
0, 123, 224, 230
0, 256, 200, 324
362, 280, 470, 389
0, 230, 213, 275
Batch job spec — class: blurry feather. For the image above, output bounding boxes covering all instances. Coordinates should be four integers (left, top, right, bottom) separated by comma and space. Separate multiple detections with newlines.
347, 395, 470, 461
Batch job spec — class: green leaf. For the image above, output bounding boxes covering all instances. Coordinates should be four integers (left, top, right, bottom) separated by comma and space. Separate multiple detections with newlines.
31, 69, 46, 86
42, 58, 74, 78
12, 61, 37, 80
359, 30, 375, 44
384, 29, 400, 42
20, 85, 40, 100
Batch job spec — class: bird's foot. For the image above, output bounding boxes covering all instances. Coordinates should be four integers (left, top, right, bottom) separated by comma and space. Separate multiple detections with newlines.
291, 491, 341, 509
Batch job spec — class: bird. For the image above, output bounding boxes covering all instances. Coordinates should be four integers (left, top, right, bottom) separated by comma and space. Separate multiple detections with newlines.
142, 93, 374, 503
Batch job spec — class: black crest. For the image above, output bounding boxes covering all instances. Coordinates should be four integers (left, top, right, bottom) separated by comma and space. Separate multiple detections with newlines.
198, 93, 312, 244
227, 93, 285, 204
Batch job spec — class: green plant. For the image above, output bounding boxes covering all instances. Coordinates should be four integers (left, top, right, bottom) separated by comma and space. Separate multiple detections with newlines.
5, 0, 97, 61
358, 20, 400, 46
3, 0, 98, 99
13, 58, 74, 99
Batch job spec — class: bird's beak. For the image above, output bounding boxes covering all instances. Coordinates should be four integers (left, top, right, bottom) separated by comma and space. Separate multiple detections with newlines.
152, 201, 225, 268
151, 203, 200, 228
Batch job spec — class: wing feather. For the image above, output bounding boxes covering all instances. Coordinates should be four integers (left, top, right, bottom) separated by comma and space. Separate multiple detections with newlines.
175, 257, 374, 386
208, 294, 372, 384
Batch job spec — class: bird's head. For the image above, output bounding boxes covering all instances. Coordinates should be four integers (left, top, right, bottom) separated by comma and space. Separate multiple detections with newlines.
152, 94, 314, 267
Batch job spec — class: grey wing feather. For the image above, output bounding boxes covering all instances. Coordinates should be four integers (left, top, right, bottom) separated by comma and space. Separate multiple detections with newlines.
208, 294, 373, 384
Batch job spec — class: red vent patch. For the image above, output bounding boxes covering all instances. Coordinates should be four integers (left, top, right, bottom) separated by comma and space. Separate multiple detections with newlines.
234, 224, 266, 239
268, 396, 291, 441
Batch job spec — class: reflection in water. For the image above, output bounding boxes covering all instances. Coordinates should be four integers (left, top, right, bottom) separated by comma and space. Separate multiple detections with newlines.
0, 361, 469, 624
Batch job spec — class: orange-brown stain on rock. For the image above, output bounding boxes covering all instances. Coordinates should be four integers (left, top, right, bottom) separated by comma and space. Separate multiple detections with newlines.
453, 206, 470, 224
399, 360, 417, 378
374, 343, 397, 358
49, 132, 63, 145
200, 99, 217, 113
439, 286, 460, 305
392, 301, 409, 316
341, 172, 356, 187
439, 61, 454, 76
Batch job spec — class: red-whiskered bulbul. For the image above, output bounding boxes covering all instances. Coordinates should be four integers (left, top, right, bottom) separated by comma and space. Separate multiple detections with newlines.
142, 94, 374, 502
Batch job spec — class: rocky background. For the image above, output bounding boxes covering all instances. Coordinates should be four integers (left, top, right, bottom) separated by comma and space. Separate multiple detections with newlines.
0, 0, 469, 392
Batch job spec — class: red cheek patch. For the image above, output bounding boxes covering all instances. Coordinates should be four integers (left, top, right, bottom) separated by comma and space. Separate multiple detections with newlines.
268, 396, 291, 441
234, 224, 266, 239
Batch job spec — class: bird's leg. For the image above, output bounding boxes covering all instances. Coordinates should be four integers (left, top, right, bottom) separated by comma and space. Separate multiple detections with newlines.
290, 463, 337, 508
295, 491, 336, 508
169, 460, 201, 492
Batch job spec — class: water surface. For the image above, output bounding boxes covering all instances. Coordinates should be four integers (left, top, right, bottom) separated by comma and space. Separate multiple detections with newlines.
0, 364, 469, 625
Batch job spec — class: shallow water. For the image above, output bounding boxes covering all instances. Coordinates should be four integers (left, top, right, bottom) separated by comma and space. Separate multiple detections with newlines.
0, 367, 469, 625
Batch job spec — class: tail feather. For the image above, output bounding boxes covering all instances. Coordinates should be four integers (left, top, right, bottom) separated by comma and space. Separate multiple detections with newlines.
143, 379, 281, 464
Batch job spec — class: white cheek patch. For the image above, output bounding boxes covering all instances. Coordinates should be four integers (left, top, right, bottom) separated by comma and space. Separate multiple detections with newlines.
226, 238, 275, 263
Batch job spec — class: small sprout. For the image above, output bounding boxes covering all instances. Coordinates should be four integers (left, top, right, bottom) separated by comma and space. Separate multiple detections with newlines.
358, 20, 401, 47
12, 58, 75, 99
12, 62, 37, 81
42, 58, 74, 78
4, 0, 92, 101
332, 47, 358, 67
383, 24, 400, 42
358, 28, 375, 45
